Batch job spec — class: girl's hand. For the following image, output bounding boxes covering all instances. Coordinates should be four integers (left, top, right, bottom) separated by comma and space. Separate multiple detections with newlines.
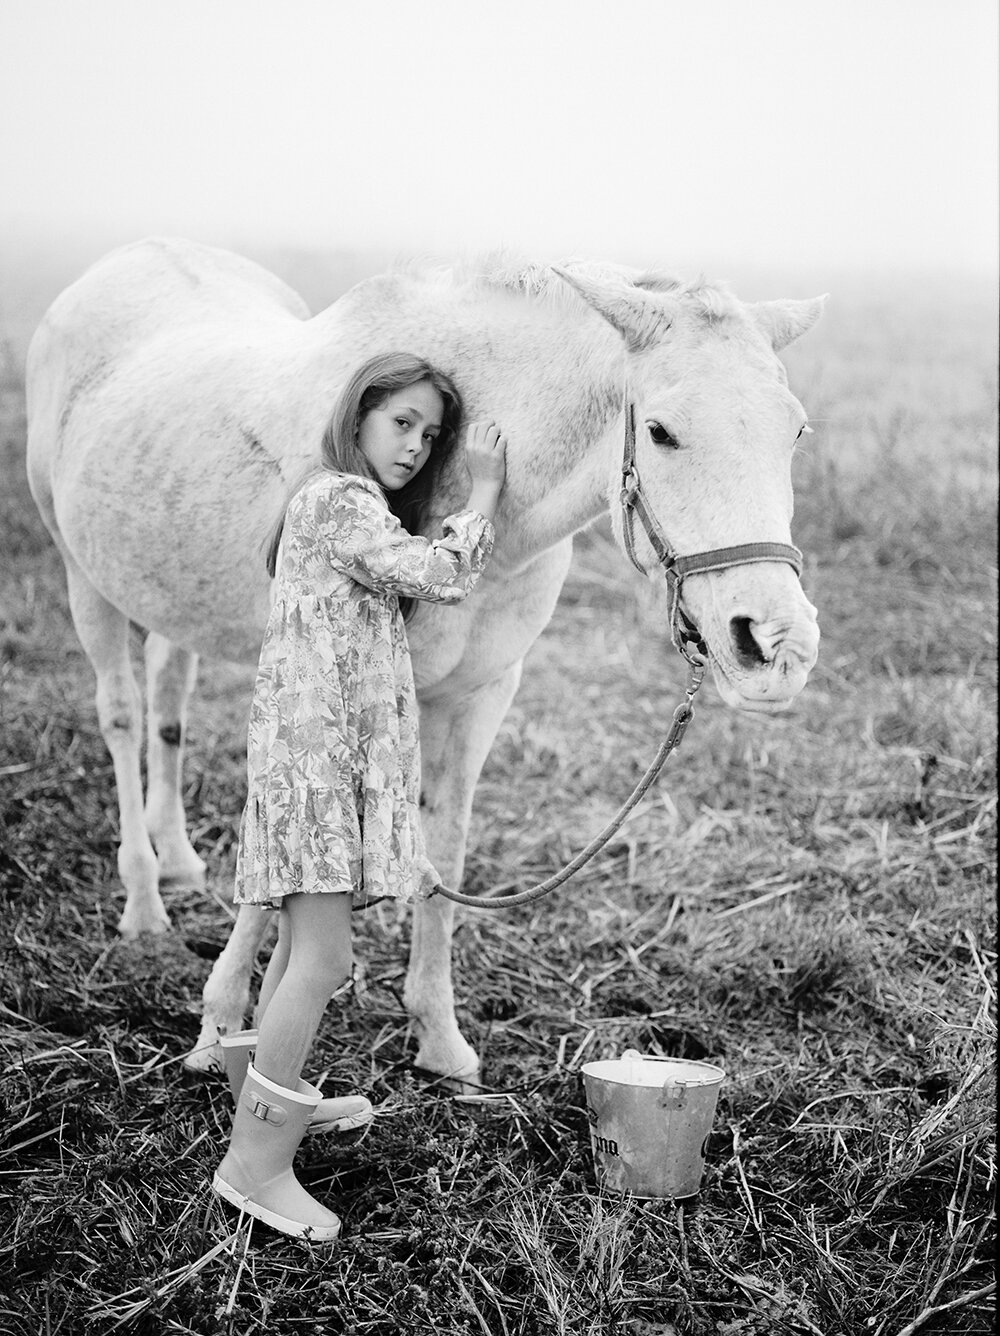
465, 420, 507, 487
464, 420, 507, 521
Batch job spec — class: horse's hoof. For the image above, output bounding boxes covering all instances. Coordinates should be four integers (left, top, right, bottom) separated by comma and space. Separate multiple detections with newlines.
156, 845, 208, 887
183, 1042, 224, 1074
412, 1063, 483, 1098
116, 908, 171, 939
412, 1032, 480, 1088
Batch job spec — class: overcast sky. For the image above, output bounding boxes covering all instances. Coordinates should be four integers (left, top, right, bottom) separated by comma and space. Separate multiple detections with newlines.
0, 0, 996, 276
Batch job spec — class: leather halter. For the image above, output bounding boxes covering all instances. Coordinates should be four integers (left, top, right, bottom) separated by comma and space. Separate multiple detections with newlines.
620, 398, 804, 665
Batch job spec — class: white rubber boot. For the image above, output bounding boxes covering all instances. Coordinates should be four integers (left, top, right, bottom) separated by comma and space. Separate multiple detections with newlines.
219, 1030, 373, 1137
213, 1062, 341, 1242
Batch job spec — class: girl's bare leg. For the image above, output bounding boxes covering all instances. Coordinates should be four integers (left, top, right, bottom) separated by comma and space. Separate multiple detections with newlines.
251, 891, 353, 1091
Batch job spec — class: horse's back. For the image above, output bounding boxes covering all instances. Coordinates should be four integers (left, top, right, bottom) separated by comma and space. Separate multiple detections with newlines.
29, 235, 307, 438
35, 236, 309, 348
28, 237, 307, 419
25, 239, 315, 652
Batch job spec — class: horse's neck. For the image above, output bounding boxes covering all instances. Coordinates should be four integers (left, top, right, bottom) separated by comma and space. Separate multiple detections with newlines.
500, 358, 623, 559
314, 283, 624, 560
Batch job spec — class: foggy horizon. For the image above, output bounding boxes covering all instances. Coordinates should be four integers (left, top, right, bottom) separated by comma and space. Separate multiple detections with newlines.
1, 0, 996, 292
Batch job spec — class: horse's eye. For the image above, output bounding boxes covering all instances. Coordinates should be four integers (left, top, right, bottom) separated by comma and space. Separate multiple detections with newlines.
647, 421, 680, 449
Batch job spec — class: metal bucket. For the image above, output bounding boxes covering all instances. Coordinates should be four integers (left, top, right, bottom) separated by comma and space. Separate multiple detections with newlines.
581, 1049, 725, 1199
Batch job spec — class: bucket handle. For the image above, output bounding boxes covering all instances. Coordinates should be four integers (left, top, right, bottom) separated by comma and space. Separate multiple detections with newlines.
620, 1050, 697, 1110
661, 1081, 690, 1110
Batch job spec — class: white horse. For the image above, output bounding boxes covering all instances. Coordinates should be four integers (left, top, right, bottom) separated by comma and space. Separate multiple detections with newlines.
25, 238, 823, 1082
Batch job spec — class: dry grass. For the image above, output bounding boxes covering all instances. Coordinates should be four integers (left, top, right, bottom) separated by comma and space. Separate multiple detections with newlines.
1, 272, 996, 1335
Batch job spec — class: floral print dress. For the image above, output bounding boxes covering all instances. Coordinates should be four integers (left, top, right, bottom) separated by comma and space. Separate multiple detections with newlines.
234, 471, 494, 910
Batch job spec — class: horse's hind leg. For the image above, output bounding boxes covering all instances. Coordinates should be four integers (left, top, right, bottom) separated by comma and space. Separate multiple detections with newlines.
144, 632, 206, 886
65, 562, 169, 937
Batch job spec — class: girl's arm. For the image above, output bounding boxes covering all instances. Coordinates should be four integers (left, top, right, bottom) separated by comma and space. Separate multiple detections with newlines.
314, 421, 507, 603
311, 476, 495, 605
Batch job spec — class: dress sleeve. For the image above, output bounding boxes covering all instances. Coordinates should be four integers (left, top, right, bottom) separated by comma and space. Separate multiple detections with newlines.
310, 475, 495, 603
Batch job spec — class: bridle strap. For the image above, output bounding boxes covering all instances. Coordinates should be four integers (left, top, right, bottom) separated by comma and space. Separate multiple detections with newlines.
620, 396, 803, 656
674, 543, 802, 580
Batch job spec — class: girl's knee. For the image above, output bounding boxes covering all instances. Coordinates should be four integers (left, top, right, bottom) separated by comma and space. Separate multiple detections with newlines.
285, 892, 353, 992
286, 890, 353, 930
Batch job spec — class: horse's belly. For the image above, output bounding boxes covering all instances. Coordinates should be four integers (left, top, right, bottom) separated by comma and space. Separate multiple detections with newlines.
52, 423, 277, 660
69, 508, 270, 661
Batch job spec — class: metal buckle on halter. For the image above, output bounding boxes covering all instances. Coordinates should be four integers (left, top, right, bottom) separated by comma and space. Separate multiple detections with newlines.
677, 622, 709, 667
620, 465, 640, 507
662, 564, 708, 665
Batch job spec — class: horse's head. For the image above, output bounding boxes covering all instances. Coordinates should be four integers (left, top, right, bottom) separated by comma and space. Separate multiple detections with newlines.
554, 265, 824, 714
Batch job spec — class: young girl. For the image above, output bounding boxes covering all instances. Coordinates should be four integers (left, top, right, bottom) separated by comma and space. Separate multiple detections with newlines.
213, 352, 507, 1242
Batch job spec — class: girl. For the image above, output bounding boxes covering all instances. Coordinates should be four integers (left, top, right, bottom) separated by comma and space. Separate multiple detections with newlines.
213, 352, 507, 1243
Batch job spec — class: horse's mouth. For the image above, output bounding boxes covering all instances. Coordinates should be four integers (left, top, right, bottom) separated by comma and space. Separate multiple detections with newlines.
728, 691, 797, 715
707, 665, 800, 714
682, 599, 819, 711
704, 629, 816, 713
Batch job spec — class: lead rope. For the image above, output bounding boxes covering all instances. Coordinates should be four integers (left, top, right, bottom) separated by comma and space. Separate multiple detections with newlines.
430, 655, 706, 909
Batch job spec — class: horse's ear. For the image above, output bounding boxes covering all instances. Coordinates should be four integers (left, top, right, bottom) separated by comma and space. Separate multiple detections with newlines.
749, 296, 828, 351
550, 265, 670, 351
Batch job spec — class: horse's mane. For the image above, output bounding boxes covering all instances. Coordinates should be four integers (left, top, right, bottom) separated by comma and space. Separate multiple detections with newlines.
391, 250, 739, 323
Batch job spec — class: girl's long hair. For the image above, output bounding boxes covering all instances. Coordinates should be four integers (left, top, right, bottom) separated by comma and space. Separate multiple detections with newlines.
265, 353, 464, 620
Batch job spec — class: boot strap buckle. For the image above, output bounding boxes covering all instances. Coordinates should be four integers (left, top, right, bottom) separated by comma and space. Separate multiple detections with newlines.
245, 1093, 288, 1126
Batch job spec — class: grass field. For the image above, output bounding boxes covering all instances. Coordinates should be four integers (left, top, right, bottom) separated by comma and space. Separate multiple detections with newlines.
0, 258, 996, 1336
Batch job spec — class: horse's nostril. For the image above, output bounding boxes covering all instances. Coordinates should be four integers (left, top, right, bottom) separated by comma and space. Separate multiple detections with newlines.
730, 616, 768, 668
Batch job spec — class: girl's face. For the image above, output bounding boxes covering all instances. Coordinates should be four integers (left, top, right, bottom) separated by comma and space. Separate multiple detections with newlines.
358, 381, 444, 491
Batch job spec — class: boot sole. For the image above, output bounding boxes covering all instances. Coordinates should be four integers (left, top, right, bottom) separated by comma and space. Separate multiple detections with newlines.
212, 1172, 341, 1243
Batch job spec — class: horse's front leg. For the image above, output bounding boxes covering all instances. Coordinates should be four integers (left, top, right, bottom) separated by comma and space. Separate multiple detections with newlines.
143, 632, 207, 886
185, 904, 274, 1071
405, 664, 522, 1082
